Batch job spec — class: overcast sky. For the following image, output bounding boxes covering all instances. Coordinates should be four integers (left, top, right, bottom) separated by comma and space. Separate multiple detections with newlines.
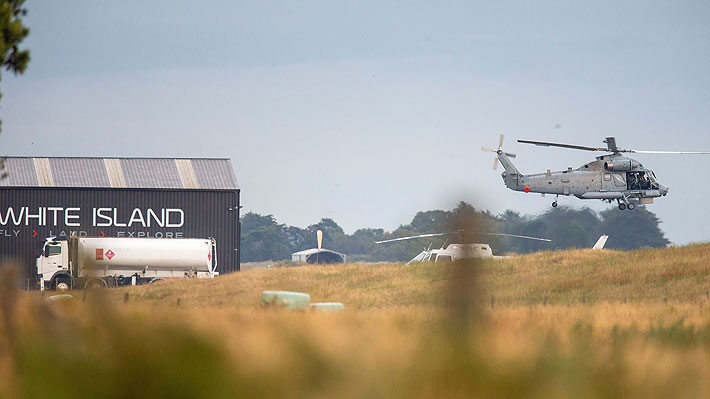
2, 1, 709, 244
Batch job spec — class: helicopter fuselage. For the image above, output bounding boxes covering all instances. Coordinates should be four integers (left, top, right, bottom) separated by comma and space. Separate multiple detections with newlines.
498, 151, 669, 206
407, 243, 503, 264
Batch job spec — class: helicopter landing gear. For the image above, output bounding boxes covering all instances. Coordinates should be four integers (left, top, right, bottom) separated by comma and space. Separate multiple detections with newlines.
616, 197, 635, 211
551, 195, 559, 208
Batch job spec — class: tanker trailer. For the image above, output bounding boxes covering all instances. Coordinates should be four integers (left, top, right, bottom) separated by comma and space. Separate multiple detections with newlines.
37, 236, 218, 291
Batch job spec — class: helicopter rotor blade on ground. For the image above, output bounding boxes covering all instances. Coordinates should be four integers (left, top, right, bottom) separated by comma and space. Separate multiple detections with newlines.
485, 232, 552, 242
375, 232, 451, 244
376, 230, 552, 244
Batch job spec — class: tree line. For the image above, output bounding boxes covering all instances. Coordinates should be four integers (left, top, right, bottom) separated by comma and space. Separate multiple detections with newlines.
240, 202, 670, 263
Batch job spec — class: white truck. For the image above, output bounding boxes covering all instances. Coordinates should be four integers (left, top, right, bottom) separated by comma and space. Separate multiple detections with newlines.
37, 236, 218, 291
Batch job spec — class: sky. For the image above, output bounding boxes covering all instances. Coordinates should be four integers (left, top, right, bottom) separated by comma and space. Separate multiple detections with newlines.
2, 1, 710, 244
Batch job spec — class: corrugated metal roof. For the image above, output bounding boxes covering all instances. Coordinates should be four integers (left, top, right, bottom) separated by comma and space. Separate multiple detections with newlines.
50, 158, 111, 187
0, 157, 239, 190
121, 158, 183, 189
4, 158, 38, 186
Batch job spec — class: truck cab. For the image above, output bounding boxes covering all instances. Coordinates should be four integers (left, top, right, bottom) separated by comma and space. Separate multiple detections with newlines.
37, 238, 72, 291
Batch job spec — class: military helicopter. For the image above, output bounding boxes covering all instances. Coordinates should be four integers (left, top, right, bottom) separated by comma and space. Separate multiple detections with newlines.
482, 136, 710, 210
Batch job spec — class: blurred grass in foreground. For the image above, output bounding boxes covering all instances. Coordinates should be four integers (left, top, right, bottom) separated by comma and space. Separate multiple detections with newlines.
1, 244, 710, 397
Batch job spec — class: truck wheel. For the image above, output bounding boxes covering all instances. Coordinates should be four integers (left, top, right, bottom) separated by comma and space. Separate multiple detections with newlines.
55, 280, 70, 292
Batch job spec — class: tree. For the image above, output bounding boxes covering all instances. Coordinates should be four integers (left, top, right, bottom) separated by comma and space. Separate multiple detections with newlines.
405, 210, 450, 233
600, 207, 670, 250
0, 0, 31, 178
238, 203, 671, 264
240, 213, 292, 262
342, 228, 384, 256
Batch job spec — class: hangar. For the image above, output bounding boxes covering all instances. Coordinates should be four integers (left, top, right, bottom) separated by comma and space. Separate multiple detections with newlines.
0, 157, 240, 286
291, 248, 346, 264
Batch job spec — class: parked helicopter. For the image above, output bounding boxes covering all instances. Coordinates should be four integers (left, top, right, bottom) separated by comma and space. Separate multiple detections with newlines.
482, 136, 710, 210
375, 231, 551, 264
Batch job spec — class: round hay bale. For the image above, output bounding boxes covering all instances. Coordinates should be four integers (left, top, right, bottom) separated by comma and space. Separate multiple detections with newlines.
310, 302, 345, 312
261, 290, 310, 310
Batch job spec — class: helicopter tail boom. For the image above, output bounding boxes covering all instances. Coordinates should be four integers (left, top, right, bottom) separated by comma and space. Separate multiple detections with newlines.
496, 150, 524, 190
496, 150, 520, 175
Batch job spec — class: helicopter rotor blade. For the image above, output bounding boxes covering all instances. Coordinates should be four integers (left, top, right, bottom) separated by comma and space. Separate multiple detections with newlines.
377, 230, 552, 244
626, 150, 710, 155
375, 232, 451, 244
498, 134, 505, 149
518, 137, 710, 155
518, 139, 607, 152
493, 156, 498, 170
486, 232, 552, 242
481, 146, 496, 152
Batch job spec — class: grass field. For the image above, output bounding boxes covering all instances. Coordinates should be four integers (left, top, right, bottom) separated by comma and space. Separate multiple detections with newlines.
2, 244, 710, 398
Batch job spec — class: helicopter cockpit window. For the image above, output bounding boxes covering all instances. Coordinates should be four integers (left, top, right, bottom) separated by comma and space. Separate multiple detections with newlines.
646, 171, 660, 189
627, 171, 656, 190
436, 255, 452, 262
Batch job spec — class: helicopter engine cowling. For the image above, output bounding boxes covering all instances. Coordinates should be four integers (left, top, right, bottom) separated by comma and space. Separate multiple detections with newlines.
604, 159, 640, 171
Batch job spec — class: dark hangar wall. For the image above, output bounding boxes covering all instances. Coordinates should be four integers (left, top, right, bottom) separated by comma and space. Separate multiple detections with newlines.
0, 187, 240, 282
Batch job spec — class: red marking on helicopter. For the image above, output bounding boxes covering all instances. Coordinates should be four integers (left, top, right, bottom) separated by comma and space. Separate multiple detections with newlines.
523, 186, 531, 193
32, 230, 37, 237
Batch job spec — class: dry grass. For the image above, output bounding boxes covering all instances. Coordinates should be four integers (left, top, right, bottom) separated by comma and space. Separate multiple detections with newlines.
2, 244, 710, 398
100, 243, 710, 308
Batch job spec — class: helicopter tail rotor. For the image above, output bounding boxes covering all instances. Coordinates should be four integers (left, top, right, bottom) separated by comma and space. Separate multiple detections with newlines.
481, 134, 516, 170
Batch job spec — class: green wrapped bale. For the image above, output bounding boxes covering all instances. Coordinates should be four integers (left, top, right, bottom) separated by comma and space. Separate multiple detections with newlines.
310, 302, 345, 312
261, 290, 311, 310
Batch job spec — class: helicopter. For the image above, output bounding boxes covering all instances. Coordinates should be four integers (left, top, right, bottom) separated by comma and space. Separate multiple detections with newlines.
375, 231, 551, 264
482, 136, 710, 210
